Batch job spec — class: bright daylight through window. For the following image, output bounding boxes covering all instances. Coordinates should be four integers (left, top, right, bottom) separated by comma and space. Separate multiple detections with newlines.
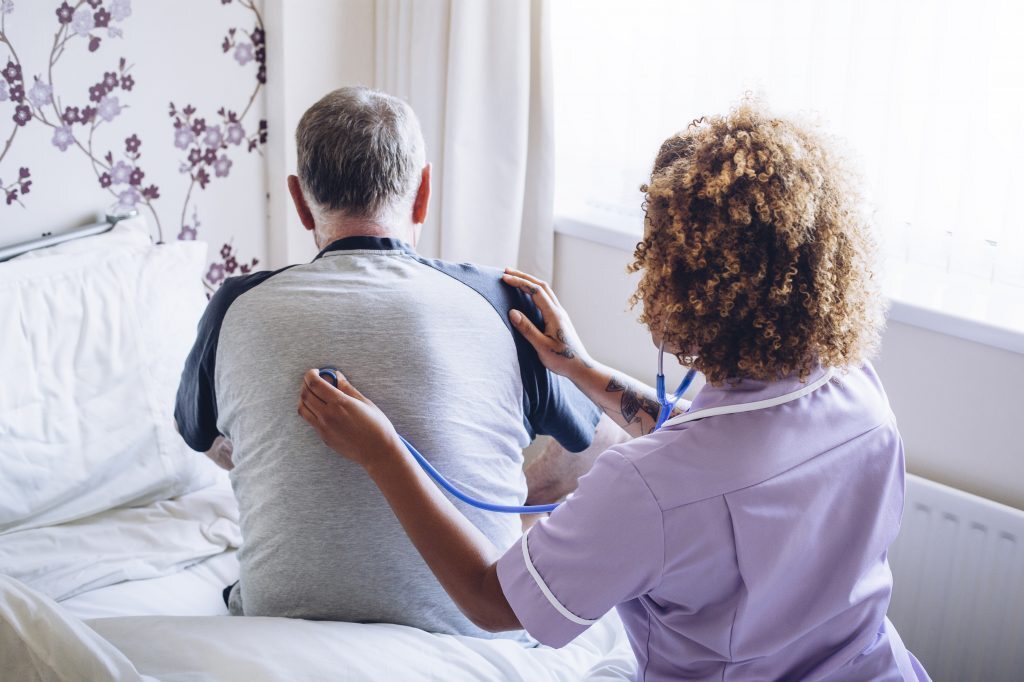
553, 0, 1024, 338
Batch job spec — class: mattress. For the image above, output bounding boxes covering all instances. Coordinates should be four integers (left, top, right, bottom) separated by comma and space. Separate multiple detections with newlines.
0, 484, 637, 681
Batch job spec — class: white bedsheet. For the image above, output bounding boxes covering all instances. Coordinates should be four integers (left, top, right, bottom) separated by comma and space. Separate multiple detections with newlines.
0, 480, 637, 680
0, 569, 636, 681
0, 479, 239, 602
60, 550, 238, 620
90, 611, 636, 681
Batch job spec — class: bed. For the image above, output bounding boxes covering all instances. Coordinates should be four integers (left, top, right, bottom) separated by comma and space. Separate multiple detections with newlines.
0, 222, 636, 680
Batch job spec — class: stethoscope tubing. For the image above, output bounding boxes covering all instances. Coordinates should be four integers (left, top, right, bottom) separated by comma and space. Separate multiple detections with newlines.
317, 368, 558, 514
400, 435, 560, 514
316, 364, 692, 515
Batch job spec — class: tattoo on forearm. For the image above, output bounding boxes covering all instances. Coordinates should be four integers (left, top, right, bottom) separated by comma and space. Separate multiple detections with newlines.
605, 376, 661, 429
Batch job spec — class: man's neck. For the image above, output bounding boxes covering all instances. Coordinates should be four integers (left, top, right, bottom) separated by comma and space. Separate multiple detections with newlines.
316, 216, 411, 250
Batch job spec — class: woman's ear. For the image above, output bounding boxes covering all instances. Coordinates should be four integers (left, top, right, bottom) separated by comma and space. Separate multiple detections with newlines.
287, 175, 316, 232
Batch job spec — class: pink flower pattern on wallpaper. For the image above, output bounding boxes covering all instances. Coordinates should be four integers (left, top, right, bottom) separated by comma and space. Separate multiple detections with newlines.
0, 0, 265, 292
180, 209, 258, 287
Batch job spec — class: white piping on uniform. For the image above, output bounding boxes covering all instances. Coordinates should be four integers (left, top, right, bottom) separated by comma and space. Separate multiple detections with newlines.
659, 369, 835, 428
520, 531, 597, 626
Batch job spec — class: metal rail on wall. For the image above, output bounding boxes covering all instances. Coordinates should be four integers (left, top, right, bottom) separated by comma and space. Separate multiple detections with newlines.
0, 209, 139, 262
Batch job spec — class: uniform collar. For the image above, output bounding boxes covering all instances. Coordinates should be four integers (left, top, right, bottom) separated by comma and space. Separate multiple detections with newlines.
687, 365, 831, 414
314, 235, 417, 260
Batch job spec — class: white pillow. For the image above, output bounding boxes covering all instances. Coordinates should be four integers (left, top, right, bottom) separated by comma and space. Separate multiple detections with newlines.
0, 221, 223, 534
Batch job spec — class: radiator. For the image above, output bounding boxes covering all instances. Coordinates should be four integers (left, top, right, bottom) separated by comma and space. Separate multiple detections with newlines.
887, 474, 1024, 682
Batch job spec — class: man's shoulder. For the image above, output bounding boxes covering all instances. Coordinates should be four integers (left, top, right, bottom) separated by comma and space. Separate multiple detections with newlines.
409, 255, 524, 319
208, 266, 298, 322
411, 255, 503, 289
216, 269, 280, 298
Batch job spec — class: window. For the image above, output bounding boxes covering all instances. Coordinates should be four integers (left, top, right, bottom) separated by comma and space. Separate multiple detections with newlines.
553, 0, 1024, 340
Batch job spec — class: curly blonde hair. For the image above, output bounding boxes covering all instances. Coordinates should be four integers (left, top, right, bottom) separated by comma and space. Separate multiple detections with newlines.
630, 101, 884, 384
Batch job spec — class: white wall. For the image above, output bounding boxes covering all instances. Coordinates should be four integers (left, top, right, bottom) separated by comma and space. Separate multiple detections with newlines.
553, 232, 1024, 511
0, 1, 268, 283
871, 322, 1024, 509
264, 0, 376, 268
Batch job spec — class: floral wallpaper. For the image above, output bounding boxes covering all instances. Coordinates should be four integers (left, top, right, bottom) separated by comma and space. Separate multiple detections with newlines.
0, 0, 267, 292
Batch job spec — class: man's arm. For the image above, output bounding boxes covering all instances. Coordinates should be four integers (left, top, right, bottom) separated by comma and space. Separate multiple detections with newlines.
175, 419, 234, 471
176, 270, 287, 454
204, 436, 235, 471
524, 413, 630, 506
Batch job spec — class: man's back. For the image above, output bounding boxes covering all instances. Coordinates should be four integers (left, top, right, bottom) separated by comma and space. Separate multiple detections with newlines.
175, 236, 598, 637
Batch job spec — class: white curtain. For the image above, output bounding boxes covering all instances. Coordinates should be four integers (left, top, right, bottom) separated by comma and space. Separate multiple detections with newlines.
375, 0, 555, 279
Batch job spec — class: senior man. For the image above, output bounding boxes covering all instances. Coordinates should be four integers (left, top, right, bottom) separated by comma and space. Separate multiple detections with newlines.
174, 87, 621, 639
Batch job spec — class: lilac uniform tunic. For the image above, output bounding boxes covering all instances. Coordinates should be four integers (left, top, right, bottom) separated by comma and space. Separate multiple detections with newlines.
497, 363, 931, 681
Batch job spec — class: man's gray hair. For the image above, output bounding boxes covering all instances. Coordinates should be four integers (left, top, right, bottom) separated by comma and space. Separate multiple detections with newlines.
296, 86, 425, 218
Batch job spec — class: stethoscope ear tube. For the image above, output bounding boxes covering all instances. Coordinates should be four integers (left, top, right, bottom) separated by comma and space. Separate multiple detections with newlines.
655, 343, 697, 430
655, 368, 696, 429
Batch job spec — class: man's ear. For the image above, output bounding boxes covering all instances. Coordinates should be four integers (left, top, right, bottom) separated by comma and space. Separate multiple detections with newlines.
412, 164, 431, 225
288, 175, 316, 232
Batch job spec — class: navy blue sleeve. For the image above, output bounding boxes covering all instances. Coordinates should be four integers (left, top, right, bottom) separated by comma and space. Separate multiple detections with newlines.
174, 270, 281, 452
508, 285, 602, 451
414, 258, 602, 453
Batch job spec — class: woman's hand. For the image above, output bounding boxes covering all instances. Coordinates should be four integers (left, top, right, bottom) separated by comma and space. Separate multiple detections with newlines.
297, 369, 405, 471
502, 267, 593, 379
503, 268, 675, 437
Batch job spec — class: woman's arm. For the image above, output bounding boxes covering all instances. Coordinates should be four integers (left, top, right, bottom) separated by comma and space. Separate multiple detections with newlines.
550, 355, 684, 437
297, 370, 521, 633
503, 269, 689, 437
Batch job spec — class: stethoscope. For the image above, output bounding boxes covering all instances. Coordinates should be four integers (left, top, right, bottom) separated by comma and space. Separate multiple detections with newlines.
316, 344, 696, 515
656, 342, 699, 429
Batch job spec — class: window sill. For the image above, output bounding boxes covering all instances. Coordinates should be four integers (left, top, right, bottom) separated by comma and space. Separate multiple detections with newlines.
555, 207, 643, 253
554, 211, 1024, 355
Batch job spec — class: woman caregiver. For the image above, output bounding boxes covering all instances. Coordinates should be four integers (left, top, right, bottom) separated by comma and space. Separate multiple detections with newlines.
297, 102, 931, 681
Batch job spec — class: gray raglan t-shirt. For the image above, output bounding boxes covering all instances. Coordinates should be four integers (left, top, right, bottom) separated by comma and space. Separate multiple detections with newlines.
174, 236, 600, 639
